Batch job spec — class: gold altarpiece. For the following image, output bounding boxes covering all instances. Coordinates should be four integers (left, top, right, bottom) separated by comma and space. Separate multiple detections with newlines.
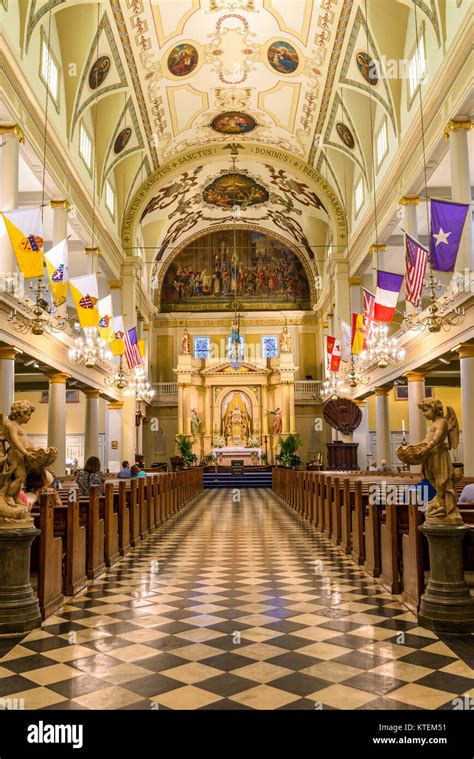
174, 352, 297, 463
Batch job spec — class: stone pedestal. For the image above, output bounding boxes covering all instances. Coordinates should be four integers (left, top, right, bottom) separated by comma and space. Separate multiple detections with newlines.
0, 527, 42, 635
418, 522, 474, 634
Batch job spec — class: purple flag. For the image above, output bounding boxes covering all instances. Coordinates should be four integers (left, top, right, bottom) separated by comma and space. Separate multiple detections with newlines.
430, 198, 470, 272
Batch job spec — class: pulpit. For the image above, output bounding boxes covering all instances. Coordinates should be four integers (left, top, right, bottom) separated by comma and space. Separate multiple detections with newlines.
326, 442, 359, 470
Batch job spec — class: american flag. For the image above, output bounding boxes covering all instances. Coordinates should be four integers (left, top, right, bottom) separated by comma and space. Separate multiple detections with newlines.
362, 288, 376, 347
124, 327, 143, 369
405, 233, 428, 307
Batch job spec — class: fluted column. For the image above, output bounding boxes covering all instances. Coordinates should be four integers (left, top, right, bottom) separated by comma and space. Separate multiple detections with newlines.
444, 119, 472, 271
456, 343, 474, 476
0, 345, 17, 419
353, 399, 369, 470
106, 401, 123, 471
0, 124, 23, 276
400, 196, 420, 315
46, 373, 69, 477
404, 371, 427, 472
374, 386, 392, 467
83, 389, 100, 462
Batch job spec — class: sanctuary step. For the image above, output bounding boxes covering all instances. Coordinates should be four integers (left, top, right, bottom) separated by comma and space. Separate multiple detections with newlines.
203, 469, 273, 489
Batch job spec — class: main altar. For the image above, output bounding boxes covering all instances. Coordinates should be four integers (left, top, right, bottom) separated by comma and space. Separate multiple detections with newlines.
174, 348, 297, 464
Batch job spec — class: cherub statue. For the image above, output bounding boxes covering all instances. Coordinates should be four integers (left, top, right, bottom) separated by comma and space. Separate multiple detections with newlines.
396, 398, 460, 523
0, 401, 58, 525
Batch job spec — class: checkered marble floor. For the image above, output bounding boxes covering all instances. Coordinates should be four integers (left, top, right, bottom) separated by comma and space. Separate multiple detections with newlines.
1, 489, 473, 710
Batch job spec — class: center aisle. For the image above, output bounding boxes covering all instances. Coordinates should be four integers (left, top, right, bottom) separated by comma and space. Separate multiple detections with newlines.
2, 489, 473, 710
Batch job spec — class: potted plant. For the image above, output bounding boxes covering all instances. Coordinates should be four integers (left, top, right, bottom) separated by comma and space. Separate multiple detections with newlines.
175, 435, 198, 468
276, 433, 302, 468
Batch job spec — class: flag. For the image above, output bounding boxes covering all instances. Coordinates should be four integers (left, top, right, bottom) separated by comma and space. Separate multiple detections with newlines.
430, 198, 470, 272
97, 295, 114, 343
351, 313, 365, 355
69, 274, 100, 327
363, 288, 375, 347
1, 207, 44, 278
124, 327, 143, 369
405, 233, 428, 307
138, 339, 145, 358
330, 340, 341, 372
44, 239, 68, 305
109, 315, 125, 356
341, 320, 352, 362
326, 335, 335, 372
374, 270, 404, 323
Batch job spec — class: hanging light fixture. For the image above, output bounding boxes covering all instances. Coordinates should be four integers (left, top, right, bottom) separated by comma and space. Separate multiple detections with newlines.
341, 354, 370, 388
123, 366, 155, 402
105, 355, 129, 389
361, 322, 405, 369
68, 325, 112, 368
8, 280, 69, 335
321, 373, 348, 400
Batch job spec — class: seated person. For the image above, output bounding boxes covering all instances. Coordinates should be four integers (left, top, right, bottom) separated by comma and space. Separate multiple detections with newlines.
459, 483, 474, 503
117, 460, 131, 479
368, 460, 378, 471
76, 456, 106, 496
130, 464, 147, 479
22, 469, 62, 508
378, 459, 391, 472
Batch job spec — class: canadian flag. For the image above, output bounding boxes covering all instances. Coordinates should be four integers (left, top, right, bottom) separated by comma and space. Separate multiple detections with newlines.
327, 336, 341, 373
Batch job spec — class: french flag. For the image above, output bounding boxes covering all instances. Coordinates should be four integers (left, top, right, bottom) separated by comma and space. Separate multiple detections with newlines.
374, 270, 404, 323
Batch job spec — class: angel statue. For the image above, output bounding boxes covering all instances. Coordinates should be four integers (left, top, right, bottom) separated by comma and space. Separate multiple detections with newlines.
396, 399, 460, 523
0, 401, 58, 526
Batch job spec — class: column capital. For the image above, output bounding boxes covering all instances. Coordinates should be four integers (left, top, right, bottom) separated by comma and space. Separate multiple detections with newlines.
369, 243, 387, 254
404, 371, 426, 382
50, 199, 71, 212
143, 323, 150, 332
121, 257, 142, 276
83, 388, 100, 399
443, 118, 472, 140
46, 372, 70, 384
374, 386, 391, 396
108, 279, 122, 290
349, 277, 361, 286
0, 123, 25, 144
85, 245, 100, 256
399, 195, 420, 206
107, 401, 124, 409
0, 345, 21, 360
453, 343, 474, 359
353, 399, 367, 407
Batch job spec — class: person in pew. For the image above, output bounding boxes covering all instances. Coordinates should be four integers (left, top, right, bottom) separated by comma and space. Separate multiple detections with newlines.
22, 468, 62, 508
378, 459, 391, 472
117, 461, 132, 479
368, 461, 378, 472
459, 483, 474, 503
130, 464, 147, 479
76, 456, 106, 496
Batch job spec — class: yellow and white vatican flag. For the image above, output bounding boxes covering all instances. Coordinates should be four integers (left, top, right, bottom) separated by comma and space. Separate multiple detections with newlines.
69, 273, 100, 327
138, 338, 145, 358
1, 207, 44, 278
109, 315, 125, 356
44, 239, 68, 305
97, 294, 114, 342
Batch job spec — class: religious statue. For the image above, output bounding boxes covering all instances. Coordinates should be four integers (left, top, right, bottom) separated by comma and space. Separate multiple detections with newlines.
396, 399, 460, 523
269, 408, 282, 435
280, 326, 292, 353
181, 328, 191, 355
222, 392, 251, 446
190, 408, 201, 437
0, 401, 57, 526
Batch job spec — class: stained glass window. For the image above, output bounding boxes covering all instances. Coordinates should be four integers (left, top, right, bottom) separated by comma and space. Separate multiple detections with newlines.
194, 336, 210, 359
262, 335, 278, 358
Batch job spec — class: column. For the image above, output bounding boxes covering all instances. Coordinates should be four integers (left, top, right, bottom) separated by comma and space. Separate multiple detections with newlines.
456, 343, 474, 476
333, 257, 350, 335
288, 382, 296, 433
404, 371, 427, 472
106, 401, 123, 472
122, 395, 136, 464
121, 257, 140, 331
0, 345, 17, 419
85, 245, 100, 275
400, 197, 420, 315
46, 373, 69, 478
353, 399, 369, 470
350, 277, 362, 313
374, 386, 392, 467
50, 200, 70, 317
370, 243, 386, 292
142, 417, 150, 467
83, 389, 100, 462
444, 119, 472, 271
108, 279, 122, 317
0, 124, 23, 278
281, 384, 289, 434
261, 386, 269, 435
177, 383, 184, 434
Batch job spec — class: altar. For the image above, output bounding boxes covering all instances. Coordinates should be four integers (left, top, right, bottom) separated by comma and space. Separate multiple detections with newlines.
212, 447, 262, 465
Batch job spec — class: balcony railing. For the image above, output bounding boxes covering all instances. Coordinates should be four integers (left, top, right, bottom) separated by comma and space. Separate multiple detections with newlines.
153, 382, 178, 396
294, 380, 322, 399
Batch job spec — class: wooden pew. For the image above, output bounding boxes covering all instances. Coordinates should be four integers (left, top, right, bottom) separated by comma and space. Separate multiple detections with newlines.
78, 486, 105, 580
137, 478, 149, 539
33, 494, 63, 619
100, 483, 120, 568
128, 479, 140, 547
118, 480, 131, 556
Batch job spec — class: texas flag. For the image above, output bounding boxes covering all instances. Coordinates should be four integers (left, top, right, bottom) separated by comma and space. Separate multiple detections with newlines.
430, 198, 470, 272
373, 270, 404, 323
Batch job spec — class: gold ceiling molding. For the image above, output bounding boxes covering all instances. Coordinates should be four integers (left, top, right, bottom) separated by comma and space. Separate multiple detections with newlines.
153, 315, 318, 328
122, 141, 347, 248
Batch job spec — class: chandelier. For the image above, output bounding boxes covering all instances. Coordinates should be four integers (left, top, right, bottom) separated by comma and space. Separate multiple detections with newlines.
321, 373, 347, 400
402, 270, 464, 334
361, 323, 405, 369
124, 366, 155, 402
69, 326, 112, 368
341, 354, 370, 388
8, 281, 69, 336
105, 355, 129, 389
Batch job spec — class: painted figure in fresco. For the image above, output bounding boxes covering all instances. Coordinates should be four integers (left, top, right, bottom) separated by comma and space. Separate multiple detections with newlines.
355, 51, 379, 86
181, 328, 191, 355
114, 128, 132, 155
267, 41, 299, 74
211, 112, 257, 135
168, 44, 198, 77
280, 326, 292, 353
